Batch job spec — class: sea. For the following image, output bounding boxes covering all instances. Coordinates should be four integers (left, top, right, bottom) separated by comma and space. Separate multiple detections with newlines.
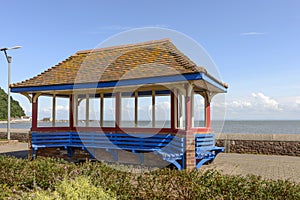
0, 120, 300, 134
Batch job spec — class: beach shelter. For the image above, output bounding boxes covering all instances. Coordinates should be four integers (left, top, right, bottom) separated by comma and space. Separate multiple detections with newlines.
10, 39, 228, 169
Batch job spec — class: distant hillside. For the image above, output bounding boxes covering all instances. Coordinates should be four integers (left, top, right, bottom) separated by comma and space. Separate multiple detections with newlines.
0, 87, 25, 120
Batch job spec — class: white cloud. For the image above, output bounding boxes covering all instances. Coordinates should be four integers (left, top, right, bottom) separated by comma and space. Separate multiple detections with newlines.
227, 92, 280, 111
251, 92, 281, 111
225, 93, 300, 119
56, 105, 69, 111
280, 96, 300, 111
230, 100, 252, 108
240, 32, 267, 36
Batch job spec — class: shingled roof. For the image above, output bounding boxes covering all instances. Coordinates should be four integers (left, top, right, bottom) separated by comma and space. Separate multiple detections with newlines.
11, 39, 226, 90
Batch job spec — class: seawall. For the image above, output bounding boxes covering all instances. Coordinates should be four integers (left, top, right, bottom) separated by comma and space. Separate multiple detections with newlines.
0, 129, 29, 142
0, 129, 299, 157
216, 133, 300, 156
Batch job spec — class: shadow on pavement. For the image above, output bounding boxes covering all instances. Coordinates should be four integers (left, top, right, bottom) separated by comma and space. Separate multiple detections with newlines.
0, 150, 28, 159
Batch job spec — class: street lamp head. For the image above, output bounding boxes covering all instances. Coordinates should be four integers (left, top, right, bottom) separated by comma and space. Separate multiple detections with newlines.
0, 46, 22, 51
10, 46, 22, 50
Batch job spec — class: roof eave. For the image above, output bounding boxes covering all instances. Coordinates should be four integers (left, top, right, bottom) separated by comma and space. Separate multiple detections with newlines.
11, 72, 227, 93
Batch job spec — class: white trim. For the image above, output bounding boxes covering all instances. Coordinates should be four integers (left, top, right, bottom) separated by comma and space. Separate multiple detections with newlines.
52, 94, 56, 127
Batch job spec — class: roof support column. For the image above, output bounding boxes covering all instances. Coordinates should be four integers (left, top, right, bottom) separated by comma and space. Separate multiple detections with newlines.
73, 94, 78, 127
152, 90, 155, 128
100, 93, 104, 127
31, 93, 38, 131
115, 92, 121, 130
69, 94, 74, 130
205, 100, 211, 128
203, 92, 214, 129
184, 84, 195, 170
85, 94, 89, 127
191, 90, 194, 128
52, 94, 56, 127
171, 89, 176, 130
185, 84, 192, 131
179, 92, 183, 129
134, 91, 138, 128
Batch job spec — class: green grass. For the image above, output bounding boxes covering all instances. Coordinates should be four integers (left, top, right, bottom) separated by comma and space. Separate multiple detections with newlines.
0, 156, 299, 199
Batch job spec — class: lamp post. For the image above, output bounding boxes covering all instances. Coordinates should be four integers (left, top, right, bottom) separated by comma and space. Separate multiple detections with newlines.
0, 46, 22, 140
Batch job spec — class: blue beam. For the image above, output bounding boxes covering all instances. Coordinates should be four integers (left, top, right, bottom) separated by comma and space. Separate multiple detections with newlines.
202, 74, 227, 92
11, 72, 226, 93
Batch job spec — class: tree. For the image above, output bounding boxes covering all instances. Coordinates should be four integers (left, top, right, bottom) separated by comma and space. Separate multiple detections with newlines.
0, 87, 25, 120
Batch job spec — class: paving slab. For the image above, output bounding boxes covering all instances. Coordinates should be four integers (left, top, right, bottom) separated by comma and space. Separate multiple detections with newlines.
0, 142, 28, 153
202, 153, 300, 183
0, 142, 28, 159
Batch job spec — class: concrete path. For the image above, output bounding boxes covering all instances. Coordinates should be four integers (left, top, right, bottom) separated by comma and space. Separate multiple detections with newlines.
0, 142, 28, 153
0, 142, 28, 159
202, 153, 300, 183
0, 142, 299, 183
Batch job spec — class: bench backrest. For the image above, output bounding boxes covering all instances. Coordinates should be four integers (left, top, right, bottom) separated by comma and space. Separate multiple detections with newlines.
32, 132, 184, 152
32, 132, 214, 154
195, 134, 215, 152
72, 132, 183, 151
32, 132, 71, 146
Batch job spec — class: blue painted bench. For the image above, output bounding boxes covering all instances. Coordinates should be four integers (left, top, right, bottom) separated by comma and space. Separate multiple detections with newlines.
71, 132, 185, 169
31, 132, 223, 170
31, 132, 71, 149
31, 132, 185, 169
155, 134, 224, 169
195, 134, 224, 169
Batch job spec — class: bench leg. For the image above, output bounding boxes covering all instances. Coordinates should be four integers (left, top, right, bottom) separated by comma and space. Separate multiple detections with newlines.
172, 160, 182, 170
81, 147, 95, 159
32, 149, 37, 160
89, 148, 95, 159
67, 147, 73, 157
164, 158, 182, 170
196, 158, 211, 169
208, 150, 223, 163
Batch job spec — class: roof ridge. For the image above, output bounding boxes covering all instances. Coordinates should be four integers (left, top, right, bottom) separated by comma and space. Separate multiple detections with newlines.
77, 38, 171, 54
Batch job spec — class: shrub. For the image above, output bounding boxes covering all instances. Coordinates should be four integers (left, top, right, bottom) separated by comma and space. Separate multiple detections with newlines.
0, 156, 299, 199
0, 156, 76, 190
24, 176, 115, 200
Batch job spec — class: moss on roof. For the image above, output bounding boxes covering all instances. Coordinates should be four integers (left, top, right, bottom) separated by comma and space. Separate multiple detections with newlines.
11, 39, 225, 89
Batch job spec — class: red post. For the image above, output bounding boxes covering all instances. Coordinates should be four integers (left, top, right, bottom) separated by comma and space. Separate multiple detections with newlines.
184, 84, 195, 170
31, 94, 38, 131
185, 89, 191, 131
205, 101, 211, 128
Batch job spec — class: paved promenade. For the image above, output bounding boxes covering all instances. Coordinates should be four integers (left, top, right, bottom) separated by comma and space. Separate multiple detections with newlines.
0, 142, 299, 183
202, 153, 300, 183
0, 142, 28, 158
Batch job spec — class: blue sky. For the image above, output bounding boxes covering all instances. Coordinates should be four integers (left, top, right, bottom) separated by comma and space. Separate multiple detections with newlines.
0, 0, 300, 120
